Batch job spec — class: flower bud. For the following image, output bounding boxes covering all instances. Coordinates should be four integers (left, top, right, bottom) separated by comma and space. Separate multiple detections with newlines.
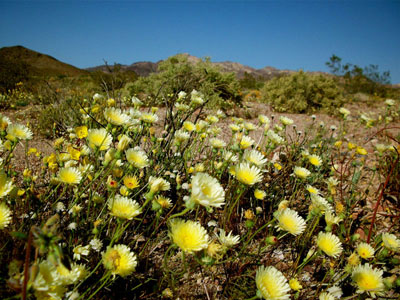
265, 236, 278, 245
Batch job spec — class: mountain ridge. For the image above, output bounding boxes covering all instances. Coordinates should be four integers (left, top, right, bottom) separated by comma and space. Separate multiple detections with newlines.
0, 45, 326, 80
0, 45, 88, 76
86, 53, 293, 79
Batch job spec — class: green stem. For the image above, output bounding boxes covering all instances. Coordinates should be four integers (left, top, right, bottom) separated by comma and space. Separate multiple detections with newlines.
85, 272, 112, 300
225, 187, 245, 229
239, 219, 274, 256
52, 185, 68, 207
43, 183, 61, 203
169, 207, 191, 220
296, 251, 319, 274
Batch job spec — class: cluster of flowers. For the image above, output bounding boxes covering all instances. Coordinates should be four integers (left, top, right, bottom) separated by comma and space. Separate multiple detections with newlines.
0, 93, 399, 299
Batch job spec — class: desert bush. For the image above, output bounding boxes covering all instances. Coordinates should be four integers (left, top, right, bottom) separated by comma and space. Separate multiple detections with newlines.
130, 54, 242, 108
90, 63, 138, 99
260, 70, 344, 113
0, 83, 35, 109
326, 54, 392, 97
239, 72, 265, 90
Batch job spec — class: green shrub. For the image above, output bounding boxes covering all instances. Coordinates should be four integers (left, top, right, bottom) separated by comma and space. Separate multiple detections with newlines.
37, 95, 84, 137
90, 64, 138, 98
239, 72, 265, 90
326, 54, 392, 97
129, 54, 242, 108
260, 70, 344, 113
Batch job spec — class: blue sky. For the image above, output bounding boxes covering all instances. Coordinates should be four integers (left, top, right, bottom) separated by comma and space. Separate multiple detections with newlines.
1, 0, 399, 83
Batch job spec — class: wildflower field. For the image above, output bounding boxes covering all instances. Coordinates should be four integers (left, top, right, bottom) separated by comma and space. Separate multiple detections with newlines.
0, 88, 400, 300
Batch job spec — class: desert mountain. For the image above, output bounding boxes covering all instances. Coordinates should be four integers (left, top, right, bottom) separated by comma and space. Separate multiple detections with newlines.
0, 45, 88, 77
87, 53, 292, 79
0, 46, 308, 79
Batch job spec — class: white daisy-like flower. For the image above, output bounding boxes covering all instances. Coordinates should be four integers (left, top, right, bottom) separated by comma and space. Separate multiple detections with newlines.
55, 202, 65, 212
154, 195, 172, 209
316, 232, 343, 258
352, 264, 384, 296
57, 167, 82, 185
131, 96, 143, 106
244, 122, 256, 131
0, 202, 12, 229
256, 266, 290, 300
254, 189, 266, 200
258, 114, 270, 125
223, 151, 238, 163
190, 172, 225, 208
126, 147, 149, 168
73, 245, 90, 261
310, 194, 334, 214
356, 242, 375, 259
216, 229, 240, 248
93, 93, 103, 101
279, 116, 294, 126
339, 107, 351, 117
148, 176, 170, 193
274, 208, 307, 236
195, 120, 209, 132
104, 108, 130, 126
0, 114, 11, 130
102, 244, 137, 277
108, 194, 142, 220
141, 112, 159, 124
381, 233, 400, 252
293, 166, 311, 179
169, 219, 209, 253
6, 123, 33, 141
175, 102, 190, 112
67, 222, 77, 230
308, 154, 322, 167
32, 260, 65, 299
319, 292, 335, 300
324, 211, 342, 227
183, 121, 195, 132
174, 129, 190, 144
0, 171, 14, 199
209, 138, 226, 149
190, 89, 204, 105
177, 91, 187, 99
234, 162, 263, 186
117, 134, 132, 151
57, 262, 87, 285
243, 149, 268, 168
266, 130, 284, 144
90, 238, 103, 252
240, 135, 255, 149
216, 109, 225, 118
306, 185, 321, 195
326, 177, 339, 189
87, 128, 113, 150
385, 99, 395, 106
229, 123, 241, 132
206, 115, 219, 124
128, 108, 142, 119
327, 286, 343, 299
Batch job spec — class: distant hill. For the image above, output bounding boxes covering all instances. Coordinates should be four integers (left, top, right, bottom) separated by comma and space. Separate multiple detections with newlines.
87, 53, 293, 79
0, 45, 88, 77
87, 61, 159, 77
0, 46, 326, 81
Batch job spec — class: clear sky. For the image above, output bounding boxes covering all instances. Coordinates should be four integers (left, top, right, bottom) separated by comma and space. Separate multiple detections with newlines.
1, 0, 399, 83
